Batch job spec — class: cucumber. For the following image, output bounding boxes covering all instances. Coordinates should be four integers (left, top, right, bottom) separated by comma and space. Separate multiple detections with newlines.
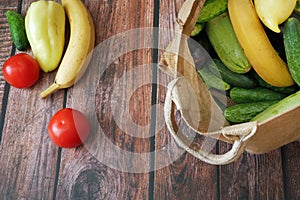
6, 10, 29, 51
251, 90, 300, 122
251, 71, 298, 94
229, 87, 287, 103
283, 17, 300, 86
197, 69, 230, 91
224, 101, 277, 123
197, 0, 228, 23
205, 12, 251, 74
208, 59, 256, 88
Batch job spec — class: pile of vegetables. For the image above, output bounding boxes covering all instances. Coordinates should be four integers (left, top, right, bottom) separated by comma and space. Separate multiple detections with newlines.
192, 0, 300, 124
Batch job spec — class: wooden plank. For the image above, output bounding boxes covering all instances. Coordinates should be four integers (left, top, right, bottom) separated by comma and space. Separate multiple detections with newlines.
0, 0, 17, 125
0, 0, 64, 198
282, 142, 300, 199
0, 0, 298, 199
0, 88, 63, 199
219, 142, 285, 199
55, 0, 155, 199
154, 0, 218, 199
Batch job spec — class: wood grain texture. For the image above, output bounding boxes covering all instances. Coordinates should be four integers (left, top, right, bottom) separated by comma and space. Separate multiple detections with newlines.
219, 143, 285, 200
0, 0, 16, 129
0, 0, 299, 199
0, 0, 65, 199
0, 88, 62, 199
154, 0, 218, 199
282, 141, 300, 200
55, 0, 154, 199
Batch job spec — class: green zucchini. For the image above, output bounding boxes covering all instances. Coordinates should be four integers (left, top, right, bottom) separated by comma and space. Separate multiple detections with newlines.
224, 101, 277, 123
283, 17, 300, 86
6, 10, 29, 51
208, 59, 256, 88
230, 87, 287, 103
251, 71, 298, 94
197, 69, 230, 91
251, 90, 300, 122
205, 12, 251, 74
197, 0, 228, 23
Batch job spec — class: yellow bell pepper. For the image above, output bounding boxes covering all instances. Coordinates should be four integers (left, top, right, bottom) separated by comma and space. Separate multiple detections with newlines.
25, 0, 65, 72
254, 0, 297, 33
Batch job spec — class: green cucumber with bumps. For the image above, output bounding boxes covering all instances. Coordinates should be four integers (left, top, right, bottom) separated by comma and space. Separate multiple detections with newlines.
283, 17, 300, 86
205, 12, 251, 74
251, 90, 300, 122
6, 10, 29, 51
224, 101, 278, 123
208, 59, 256, 88
197, 0, 228, 23
230, 87, 287, 103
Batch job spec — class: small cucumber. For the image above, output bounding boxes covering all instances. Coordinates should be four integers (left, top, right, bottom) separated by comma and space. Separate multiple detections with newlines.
251, 71, 298, 94
224, 101, 277, 123
197, 69, 230, 91
251, 90, 300, 122
209, 59, 256, 88
197, 0, 228, 23
283, 17, 300, 86
205, 12, 251, 74
6, 10, 29, 51
229, 87, 287, 103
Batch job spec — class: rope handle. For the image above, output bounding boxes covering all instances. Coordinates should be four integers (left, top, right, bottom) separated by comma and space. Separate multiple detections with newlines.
164, 78, 257, 165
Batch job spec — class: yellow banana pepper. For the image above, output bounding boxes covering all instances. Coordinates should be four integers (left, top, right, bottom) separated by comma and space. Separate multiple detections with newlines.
254, 0, 296, 33
25, 0, 65, 72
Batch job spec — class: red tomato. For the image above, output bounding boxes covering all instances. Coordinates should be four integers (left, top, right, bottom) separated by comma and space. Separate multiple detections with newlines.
48, 108, 90, 148
2, 53, 40, 88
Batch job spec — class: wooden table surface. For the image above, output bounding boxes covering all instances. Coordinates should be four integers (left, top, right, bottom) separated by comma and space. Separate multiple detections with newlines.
0, 0, 300, 199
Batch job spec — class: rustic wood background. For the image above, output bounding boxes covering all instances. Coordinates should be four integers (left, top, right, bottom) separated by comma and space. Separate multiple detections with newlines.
0, 0, 299, 199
